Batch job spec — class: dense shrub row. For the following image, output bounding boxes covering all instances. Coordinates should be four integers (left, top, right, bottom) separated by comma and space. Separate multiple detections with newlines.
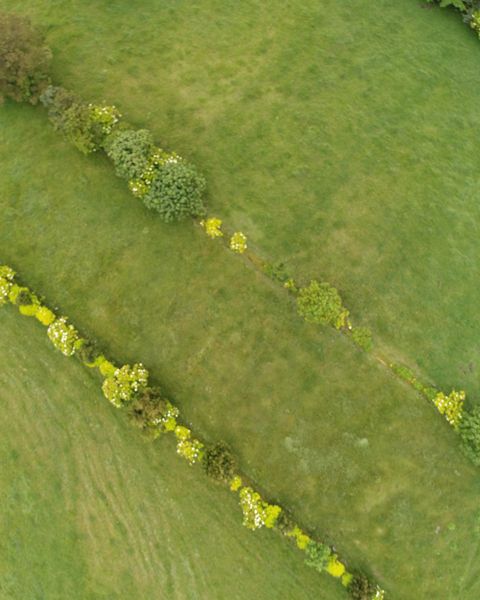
0, 13, 206, 223
0, 263, 384, 599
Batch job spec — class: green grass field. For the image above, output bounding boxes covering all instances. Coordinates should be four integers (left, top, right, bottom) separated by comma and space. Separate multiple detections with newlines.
2, 1, 480, 598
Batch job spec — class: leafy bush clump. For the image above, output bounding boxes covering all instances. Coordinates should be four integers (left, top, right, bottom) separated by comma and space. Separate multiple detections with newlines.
105, 128, 154, 179
459, 406, 480, 465
263, 262, 290, 283
142, 160, 206, 222
351, 327, 373, 352
101, 363, 149, 407
128, 387, 179, 438
203, 442, 237, 484
297, 280, 349, 329
348, 572, 378, 600
0, 13, 51, 104
40, 86, 120, 154
47, 317, 79, 356
304, 541, 332, 573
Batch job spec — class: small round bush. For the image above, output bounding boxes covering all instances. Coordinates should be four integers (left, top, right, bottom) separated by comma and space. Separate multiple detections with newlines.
142, 160, 206, 222
275, 509, 295, 535
304, 541, 331, 573
105, 128, 154, 180
351, 327, 373, 352
297, 280, 349, 329
348, 572, 377, 600
76, 339, 99, 366
203, 442, 236, 484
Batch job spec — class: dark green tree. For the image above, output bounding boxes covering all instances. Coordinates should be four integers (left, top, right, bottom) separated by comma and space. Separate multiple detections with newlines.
348, 572, 377, 600
203, 442, 236, 483
0, 13, 51, 104
142, 160, 206, 222
105, 129, 154, 180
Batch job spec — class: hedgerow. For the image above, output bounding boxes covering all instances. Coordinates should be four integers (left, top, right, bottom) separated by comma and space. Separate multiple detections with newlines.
0, 263, 385, 599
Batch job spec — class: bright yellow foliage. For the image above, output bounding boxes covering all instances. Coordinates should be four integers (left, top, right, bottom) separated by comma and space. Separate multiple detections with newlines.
35, 306, 56, 326
264, 504, 282, 528
19, 304, 39, 317
200, 217, 223, 239
287, 526, 311, 550
230, 476, 242, 492
326, 556, 346, 578
174, 425, 191, 441
98, 358, 117, 377
341, 572, 353, 587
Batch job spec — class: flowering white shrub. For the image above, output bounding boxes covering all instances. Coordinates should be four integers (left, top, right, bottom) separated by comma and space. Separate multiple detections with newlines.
373, 588, 386, 600
0, 265, 15, 281
433, 390, 464, 429
0, 265, 16, 305
230, 232, 247, 253
47, 317, 79, 356
102, 363, 149, 408
88, 104, 121, 135
239, 486, 267, 530
175, 425, 204, 464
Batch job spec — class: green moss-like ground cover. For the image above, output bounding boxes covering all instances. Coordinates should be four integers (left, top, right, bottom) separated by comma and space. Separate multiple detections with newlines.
2, 1, 480, 598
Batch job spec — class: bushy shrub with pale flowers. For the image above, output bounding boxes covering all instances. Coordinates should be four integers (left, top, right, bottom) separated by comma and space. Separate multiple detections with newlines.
47, 317, 80, 356
0, 265, 15, 305
101, 363, 149, 408
432, 390, 464, 429
230, 232, 247, 253
239, 487, 267, 530
88, 103, 121, 137
175, 425, 204, 464
200, 217, 223, 239
238, 487, 281, 531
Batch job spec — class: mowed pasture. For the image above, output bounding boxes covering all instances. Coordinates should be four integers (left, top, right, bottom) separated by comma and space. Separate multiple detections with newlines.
1, 0, 480, 598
